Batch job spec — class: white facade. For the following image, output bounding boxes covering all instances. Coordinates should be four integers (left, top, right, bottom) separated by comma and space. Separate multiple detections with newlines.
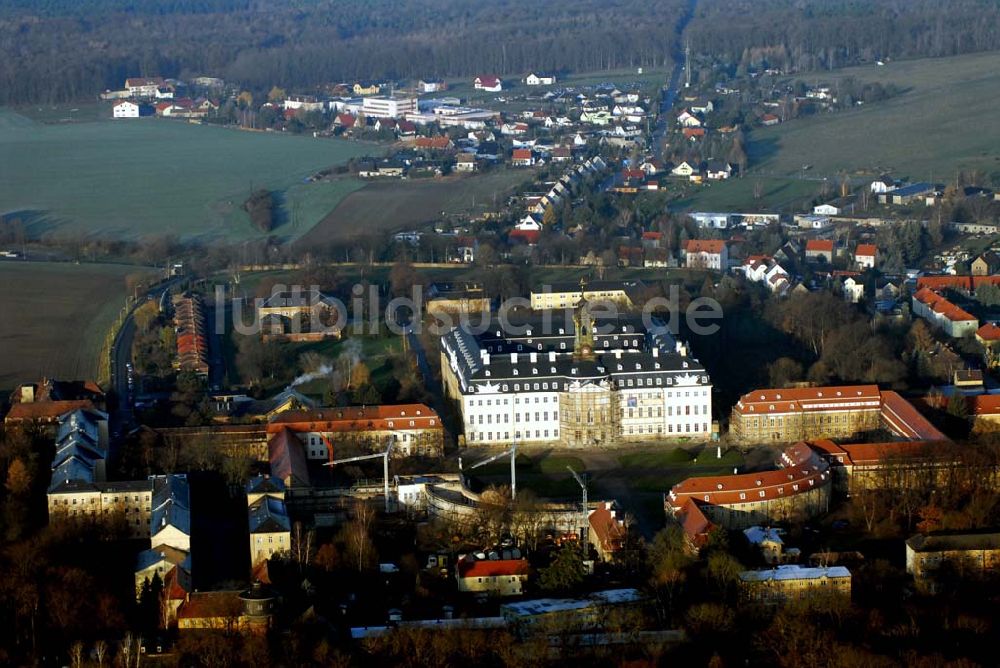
283, 96, 324, 112
113, 101, 141, 118
526, 73, 556, 86
689, 212, 731, 229
441, 316, 713, 447
363, 96, 419, 119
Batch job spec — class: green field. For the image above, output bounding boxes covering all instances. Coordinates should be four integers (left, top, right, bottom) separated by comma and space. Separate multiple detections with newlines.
0, 261, 155, 392
0, 108, 370, 243
747, 51, 1000, 180
670, 176, 824, 213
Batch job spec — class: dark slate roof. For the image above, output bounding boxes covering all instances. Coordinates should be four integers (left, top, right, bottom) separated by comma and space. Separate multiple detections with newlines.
248, 496, 291, 534
246, 474, 286, 496
151, 474, 191, 538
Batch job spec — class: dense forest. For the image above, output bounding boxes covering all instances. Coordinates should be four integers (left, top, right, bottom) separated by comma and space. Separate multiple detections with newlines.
0, 0, 686, 104
690, 0, 1000, 73
3, 0, 1000, 105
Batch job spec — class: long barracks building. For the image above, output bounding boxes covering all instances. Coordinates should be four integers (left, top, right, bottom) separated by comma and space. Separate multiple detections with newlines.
440, 306, 713, 448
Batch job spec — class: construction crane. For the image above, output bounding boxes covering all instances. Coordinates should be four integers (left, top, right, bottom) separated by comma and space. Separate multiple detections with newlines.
462, 442, 518, 500
567, 466, 589, 543
321, 435, 394, 513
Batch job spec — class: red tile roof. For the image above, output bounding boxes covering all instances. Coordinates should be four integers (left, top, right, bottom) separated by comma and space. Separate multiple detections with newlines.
917, 275, 1000, 291
735, 385, 881, 416
970, 394, 1000, 416
855, 244, 877, 257
415, 136, 452, 149
589, 504, 627, 554
913, 288, 977, 322
805, 239, 834, 253
512, 148, 533, 160
978, 324, 1000, 341
266, 404, 441, 434
685, 239, 726, 254
669, 441, 829, 507
5, 400, 94, 421
457, 558, 529, 578
641, 231, 663, 240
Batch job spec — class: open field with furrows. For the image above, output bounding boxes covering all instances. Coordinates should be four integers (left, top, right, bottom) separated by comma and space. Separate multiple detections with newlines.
747, 51, 1000, 180
0, 261, 155, 393
297, 169, 536, 244
0, 107, 371, 243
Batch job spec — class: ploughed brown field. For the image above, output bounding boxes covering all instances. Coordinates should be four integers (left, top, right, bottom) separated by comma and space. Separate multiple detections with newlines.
0, 261, 151, 392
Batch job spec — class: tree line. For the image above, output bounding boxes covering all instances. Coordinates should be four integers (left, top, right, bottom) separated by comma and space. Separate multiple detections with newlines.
0, 0, 685, 105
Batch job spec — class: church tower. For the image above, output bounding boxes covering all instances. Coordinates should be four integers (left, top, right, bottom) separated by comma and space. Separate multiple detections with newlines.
573, 278, 595, 361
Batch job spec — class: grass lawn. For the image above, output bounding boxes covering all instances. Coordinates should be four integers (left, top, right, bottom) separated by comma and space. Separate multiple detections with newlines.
746, 51, 1000, 180
0, 107, 370, 243
0, 261, 156, 392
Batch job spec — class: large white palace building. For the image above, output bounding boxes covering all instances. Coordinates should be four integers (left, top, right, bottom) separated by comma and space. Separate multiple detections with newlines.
440, 300, 713, 448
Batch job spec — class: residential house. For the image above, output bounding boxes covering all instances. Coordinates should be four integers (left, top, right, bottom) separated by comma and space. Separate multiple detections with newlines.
113, 101, 143, 118
455, 153, 479, 172
509, 217, 542, 246
526, 72, 556, 86
353, 82, 381, 96
511, 148, 535, 167
684, 239, 729, 270
805, 239, 835, 263
705, 160, 733, 180
414, 136, 454, 151
677, 110, 702, 127
839, 275, 865, 304
760, 113, 780, 126
550, 146, 572, 162
683, 127, 706, 141
247, 476, 291, 568
911, 288, 979, 338
419, 79, 447, 93
671, 161, 699, 178
690, 99, 715, 114
971, 252, 1000, 276
473, 76, 503, 92
870, 176, 897, 194
589, 502, 627, 562
125, 77, 164, 98
855, 244, 878, 270
580, 110, 613, 125
744, 526, 786, 565
813, 203, 842, 216
796, 214, 832, 230
456, 555, 529, 596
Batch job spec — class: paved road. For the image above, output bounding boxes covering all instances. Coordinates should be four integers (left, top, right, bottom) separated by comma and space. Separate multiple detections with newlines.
652, 0, 699, 161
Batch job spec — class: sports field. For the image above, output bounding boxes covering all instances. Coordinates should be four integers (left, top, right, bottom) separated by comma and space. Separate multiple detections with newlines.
0, 261, 155, 392
748, 51, 1000, 179
0, 108, 370, 242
